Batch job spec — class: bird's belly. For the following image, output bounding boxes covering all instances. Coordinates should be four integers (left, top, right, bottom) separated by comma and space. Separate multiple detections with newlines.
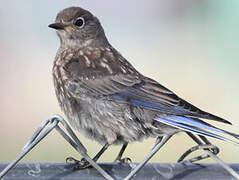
62, 95, 154, 145
53, 75, 173, 144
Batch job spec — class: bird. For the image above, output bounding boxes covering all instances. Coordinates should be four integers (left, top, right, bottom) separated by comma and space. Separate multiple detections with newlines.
49, 6, 239, 168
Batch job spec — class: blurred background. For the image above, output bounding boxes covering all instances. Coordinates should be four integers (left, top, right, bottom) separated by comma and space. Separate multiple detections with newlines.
0, 0, 239, 163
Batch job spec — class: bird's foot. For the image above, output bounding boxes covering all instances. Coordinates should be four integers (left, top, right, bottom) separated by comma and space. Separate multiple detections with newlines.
66, 157, 92, 169
114, 157, 132, 164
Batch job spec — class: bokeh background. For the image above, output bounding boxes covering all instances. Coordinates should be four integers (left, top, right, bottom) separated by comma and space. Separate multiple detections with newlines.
1, 0, 239, 163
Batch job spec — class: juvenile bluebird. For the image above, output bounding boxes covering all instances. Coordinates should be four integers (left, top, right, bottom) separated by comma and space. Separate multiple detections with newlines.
49, 6, 239, 167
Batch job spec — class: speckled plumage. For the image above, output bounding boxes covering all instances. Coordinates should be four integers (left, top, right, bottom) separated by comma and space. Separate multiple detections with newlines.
52, 38, 173, 145
50, 7, 238, 147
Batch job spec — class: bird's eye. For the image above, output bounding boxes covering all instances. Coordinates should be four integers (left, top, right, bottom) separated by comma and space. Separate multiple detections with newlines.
74, 17, 85, 28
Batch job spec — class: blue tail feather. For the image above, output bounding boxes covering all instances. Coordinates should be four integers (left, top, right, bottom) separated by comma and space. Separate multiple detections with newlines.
155, 116, 239, 145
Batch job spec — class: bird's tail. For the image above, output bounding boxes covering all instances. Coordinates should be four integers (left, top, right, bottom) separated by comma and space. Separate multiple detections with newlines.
154, 115, 239, 145
226, 131, 239, 140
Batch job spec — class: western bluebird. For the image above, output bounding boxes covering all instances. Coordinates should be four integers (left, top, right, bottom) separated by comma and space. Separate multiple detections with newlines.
49, 6, 239, 168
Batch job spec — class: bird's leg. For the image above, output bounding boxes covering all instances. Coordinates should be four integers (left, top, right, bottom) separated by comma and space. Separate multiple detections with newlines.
66, 143, 109, 169
151, 136, 164, 151
92, 143, 110, 162
114, 143, 131, 163
124, 135, 172, 180
178, 132, 219, 163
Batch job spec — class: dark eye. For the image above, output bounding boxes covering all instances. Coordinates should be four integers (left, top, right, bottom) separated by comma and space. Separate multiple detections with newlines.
74, 17, 85, 28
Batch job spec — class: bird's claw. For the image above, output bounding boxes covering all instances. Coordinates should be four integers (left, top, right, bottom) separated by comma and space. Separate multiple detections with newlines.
114, 157, 132, 164
66, 157, 78, 164
66, 157, 92, 169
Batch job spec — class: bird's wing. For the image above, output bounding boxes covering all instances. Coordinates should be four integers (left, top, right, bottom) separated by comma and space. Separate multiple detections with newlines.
110, 77, 239, 143
64, 55, 141, 96
111, 77, 231, 124
65, 56, 230, 124
64, 54, 239, 143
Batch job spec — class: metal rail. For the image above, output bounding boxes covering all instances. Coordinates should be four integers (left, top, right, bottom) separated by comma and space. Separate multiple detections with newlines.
0, 162, 239, 180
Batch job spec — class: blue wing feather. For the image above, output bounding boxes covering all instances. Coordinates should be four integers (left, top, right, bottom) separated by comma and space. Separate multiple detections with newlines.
111, 84, 231, 125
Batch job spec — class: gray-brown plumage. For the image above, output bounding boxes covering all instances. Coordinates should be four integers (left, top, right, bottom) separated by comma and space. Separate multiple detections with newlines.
49, 7, 239, 163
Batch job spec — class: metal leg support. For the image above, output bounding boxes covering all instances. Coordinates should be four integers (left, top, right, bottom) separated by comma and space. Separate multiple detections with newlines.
179, 132, 239, 180
124, 135, 172, 180
0, 115, 114, 180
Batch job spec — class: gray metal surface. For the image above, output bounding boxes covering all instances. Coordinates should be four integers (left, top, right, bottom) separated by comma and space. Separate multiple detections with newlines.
0, 162, 239, 180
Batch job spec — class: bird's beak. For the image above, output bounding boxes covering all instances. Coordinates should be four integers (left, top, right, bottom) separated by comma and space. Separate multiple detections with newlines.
48, 23, 65, 30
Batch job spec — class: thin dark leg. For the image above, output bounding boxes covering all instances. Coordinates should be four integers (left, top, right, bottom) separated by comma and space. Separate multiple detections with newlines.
92, 143, 110, 161
114, 143, 130, 162
66, 143, 110, 169
151, 136, 163, 151
116, 143, 128, 160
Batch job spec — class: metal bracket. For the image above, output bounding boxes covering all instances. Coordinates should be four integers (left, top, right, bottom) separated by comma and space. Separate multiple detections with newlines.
1, 115, 239, 180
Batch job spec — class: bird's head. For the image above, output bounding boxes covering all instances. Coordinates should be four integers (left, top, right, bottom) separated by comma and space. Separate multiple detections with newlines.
49, 7, 108, 49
